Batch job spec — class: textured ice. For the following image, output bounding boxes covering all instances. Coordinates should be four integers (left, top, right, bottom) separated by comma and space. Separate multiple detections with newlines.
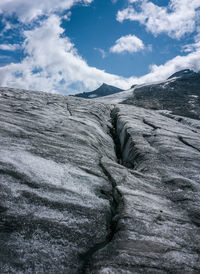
0, 88, 116, 273
0, 87, 200, 273
86, 105, 200, 273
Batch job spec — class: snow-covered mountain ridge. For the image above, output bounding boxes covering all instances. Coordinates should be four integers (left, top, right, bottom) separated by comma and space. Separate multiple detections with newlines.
97, 69, 200, 120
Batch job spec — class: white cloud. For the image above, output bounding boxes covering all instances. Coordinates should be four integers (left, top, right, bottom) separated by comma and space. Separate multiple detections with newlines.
144, 51, 200, 82
0, 0, 199, 94
94, 48, 107, 58
182, 42, 200, 53
128, 0, 140, 3
63, 11, 72, 21
0, 15, 134, 93
0, 44, 20, 51
0, 0, 93, 22
182, 27, 200, 52
110, 35, 145, 54
0, 15, 199, 94
117, 0, 200, 39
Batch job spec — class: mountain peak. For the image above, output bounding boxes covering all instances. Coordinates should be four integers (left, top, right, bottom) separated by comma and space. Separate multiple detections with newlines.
168, 69, 195, 79
98, 83, 110, 89
74, 83, 123, 99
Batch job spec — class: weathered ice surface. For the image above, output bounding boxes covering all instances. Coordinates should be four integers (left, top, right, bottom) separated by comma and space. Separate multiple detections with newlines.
0, 87, 200, 273
87, 105, 200, 273
0, 87, 117, 273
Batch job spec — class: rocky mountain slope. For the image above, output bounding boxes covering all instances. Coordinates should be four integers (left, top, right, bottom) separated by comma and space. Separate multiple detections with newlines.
0, 87, 200, 273
123, 70, 200, 120
74, 83, 123, 99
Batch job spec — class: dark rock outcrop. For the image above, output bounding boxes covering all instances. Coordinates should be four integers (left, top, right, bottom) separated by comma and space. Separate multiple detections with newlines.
168, 69, 196, 79
0, 87, 200, 273
74, 83, 123, 99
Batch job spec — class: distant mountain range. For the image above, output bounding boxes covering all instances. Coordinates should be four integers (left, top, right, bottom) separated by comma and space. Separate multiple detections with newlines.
74, 83, 123, 99
94, 69, 200, 120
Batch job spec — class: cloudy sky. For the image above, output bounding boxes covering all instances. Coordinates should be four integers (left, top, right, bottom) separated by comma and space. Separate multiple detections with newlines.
0, 0, 200, 94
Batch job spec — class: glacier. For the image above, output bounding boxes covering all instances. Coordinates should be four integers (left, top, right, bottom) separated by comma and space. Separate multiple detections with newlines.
0, 87, 200, 273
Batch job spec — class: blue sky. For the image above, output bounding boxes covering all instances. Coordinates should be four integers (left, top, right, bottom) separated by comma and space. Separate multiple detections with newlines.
0, 0, 199, 94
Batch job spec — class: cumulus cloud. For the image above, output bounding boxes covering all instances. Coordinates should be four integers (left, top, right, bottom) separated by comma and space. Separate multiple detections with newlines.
117, 0, 200, 39
0, 0, 199, 94
0, 44, 20, 51
0, 0, 93, 22
0, 15, 199, 94
110, 35, 145, 54
139, 50, 200, 83
63, 11, 72, 21
0, 15, 135, 93
182, 42, 200, 53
